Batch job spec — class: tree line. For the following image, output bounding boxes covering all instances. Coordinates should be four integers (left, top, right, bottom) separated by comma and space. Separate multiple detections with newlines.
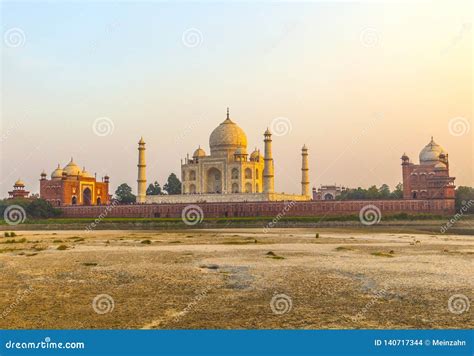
115, 173, 181, 204
336, 183, 403, 200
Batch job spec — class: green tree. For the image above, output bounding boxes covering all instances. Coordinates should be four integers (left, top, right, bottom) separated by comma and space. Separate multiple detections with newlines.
455, 186, 474, 213
146, 181, 162, 195
163, 173, 182, 195
390, 183, 403, 199
378, 184, 391, 199
26, 199, 61, 218
115, 183, 136, 204
0, 198, 61, 219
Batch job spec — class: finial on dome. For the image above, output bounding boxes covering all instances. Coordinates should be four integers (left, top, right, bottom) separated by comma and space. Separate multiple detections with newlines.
226, 107, 230, 120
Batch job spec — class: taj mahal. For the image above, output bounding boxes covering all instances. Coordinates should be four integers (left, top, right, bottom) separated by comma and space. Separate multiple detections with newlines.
139, 109, 311, 204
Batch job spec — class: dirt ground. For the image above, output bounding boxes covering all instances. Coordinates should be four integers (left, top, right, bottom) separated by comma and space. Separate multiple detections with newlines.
0, 228, 472, 329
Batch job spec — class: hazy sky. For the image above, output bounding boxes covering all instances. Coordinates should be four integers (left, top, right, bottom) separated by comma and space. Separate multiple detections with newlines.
1, 0, 472, 197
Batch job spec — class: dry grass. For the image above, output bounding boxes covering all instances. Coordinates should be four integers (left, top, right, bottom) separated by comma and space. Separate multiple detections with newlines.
0, 228, 472, 329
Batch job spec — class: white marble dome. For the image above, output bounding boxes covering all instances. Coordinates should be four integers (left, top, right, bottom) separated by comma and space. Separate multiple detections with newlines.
209, 111, 247, 154
419, 137, 447, 165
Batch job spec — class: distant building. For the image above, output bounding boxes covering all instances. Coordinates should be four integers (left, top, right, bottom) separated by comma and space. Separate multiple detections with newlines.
40, 158, 110, 206
401, 137, 455, 199
313, 185, 345, 200
8, 179, 30, 199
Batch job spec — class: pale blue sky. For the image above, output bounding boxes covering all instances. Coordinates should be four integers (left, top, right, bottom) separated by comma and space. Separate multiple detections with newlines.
1, 0, 472, 197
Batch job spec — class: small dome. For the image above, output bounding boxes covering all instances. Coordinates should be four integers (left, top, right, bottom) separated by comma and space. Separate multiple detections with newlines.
63, 158, 82, 176
209, 109, 247, 154
250, 148, 261, 160
81, 167, 94, 178
51, 164, 64, 179
193, 146, 206, 158
14, 179, 25, 187
419, 137, 447, 165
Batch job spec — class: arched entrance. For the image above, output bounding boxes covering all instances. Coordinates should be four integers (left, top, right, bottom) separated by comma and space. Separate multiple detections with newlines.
206, 168, 222, 193
97, 197, 102, 205
71, 196, 77, 205
324, 193, 334, 200
83, 188, 92, 205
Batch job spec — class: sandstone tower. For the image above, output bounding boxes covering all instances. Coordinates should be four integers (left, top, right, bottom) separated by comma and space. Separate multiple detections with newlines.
301, 144, 310, 197
263, 128, 274, 193
137, 137, 147, 203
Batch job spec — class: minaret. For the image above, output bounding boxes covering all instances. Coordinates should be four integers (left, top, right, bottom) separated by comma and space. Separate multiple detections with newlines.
263, 128, 274, 193
301, 145, 310, 197
137, 137, 147, 203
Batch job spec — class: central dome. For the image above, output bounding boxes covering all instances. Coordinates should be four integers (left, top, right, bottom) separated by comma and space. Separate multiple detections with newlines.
419, 137, 447, 165
209, 110, 247, 155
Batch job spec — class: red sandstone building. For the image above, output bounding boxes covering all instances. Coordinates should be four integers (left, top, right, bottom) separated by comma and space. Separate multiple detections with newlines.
8, 179, 30, 199
40, 159, 110, 206
401, 137, 455, 200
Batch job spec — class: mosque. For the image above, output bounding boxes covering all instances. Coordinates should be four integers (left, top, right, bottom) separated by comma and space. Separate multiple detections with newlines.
140, 109, 312, 204
39, 159, 110, 206
401, 137, 455, 200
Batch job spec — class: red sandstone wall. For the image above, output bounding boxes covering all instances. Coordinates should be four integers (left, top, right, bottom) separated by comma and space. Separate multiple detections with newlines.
60, 199, 455, 218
